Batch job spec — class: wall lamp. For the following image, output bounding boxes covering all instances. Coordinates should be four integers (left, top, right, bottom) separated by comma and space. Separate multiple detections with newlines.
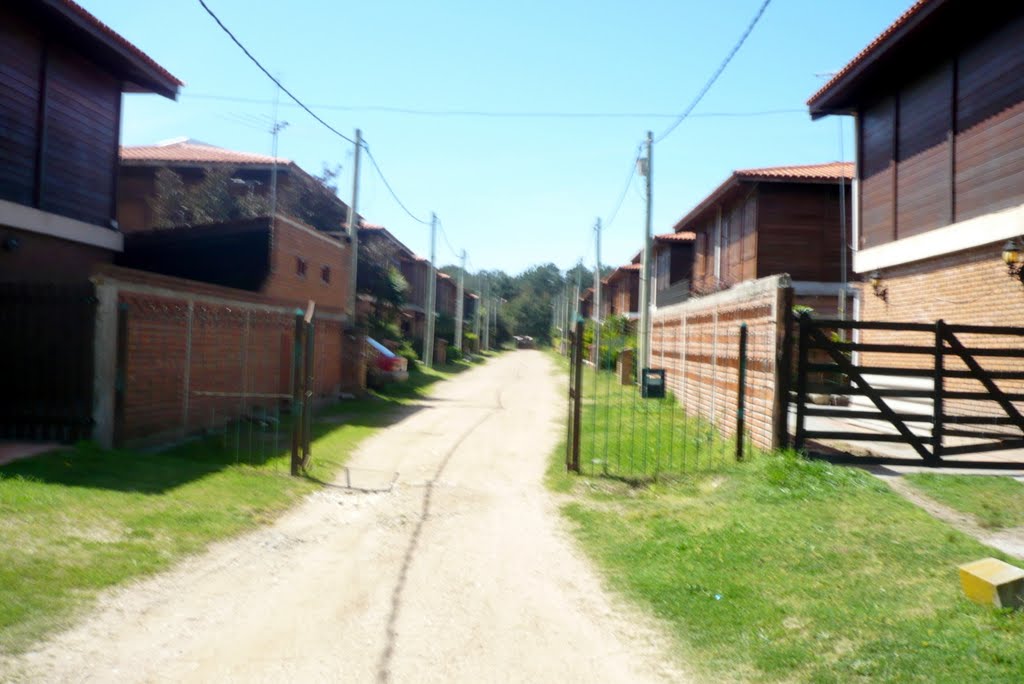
1002, 238, 1024, 282
868, 270, 888, 301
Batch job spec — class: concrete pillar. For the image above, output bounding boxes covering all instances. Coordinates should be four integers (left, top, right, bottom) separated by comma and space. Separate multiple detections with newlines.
91, 281, 119, 449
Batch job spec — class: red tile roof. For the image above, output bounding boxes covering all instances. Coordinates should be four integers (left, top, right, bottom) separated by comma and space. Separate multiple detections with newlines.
121, 140, 288, 166
806, 0, 940, 114
656, 232, 696, 242
735, 161, 853, 182
671, 162, 853, 233
50, 0, 183, 94
621, 262, 642, 271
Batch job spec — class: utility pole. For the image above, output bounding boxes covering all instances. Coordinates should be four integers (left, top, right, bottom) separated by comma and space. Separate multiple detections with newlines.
268, 82, 289, 218
348, 129, 362, 319
593, 218, 602, 365
638, 130, 654, 372
482, 277, 490, 350
425, 213, 438, 368
455, 250, 466, 353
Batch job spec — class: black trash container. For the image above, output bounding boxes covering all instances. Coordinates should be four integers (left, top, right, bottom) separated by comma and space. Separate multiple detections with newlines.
641, 368, 665, 398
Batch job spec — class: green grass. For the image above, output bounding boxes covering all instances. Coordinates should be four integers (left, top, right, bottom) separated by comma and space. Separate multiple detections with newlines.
904, 474, 1024, 530
0, 359, 473, 654
549, 350, 744, 481
557, 455, 1024, 682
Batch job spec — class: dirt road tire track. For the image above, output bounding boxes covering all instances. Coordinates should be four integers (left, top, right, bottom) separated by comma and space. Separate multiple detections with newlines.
2, 351, 687, 683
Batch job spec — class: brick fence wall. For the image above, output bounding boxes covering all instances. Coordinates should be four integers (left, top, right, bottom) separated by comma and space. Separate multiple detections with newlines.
650, 275, 791, 451
92, 265, 362, 447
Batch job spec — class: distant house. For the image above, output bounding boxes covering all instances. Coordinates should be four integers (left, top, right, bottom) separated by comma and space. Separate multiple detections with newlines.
677, 162, 853, 313
605, 263, 641, 319
807, 0, 1024, 328
653, 232, 695, 307
118, 139, 351, 232
117, 214, 351, 314
579, 287, 594, 320
1, 0, 181, 283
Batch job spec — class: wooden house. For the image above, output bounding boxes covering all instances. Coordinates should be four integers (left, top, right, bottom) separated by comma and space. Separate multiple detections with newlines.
605, 263, 641, 319
676, 162, 853, 313
0, 0, 181, 283
807, 0, 1024, 330
653, 232, 695, 307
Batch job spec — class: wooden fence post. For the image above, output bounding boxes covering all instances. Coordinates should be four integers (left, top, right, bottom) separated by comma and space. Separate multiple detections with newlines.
794, 312, 810, 452
931, 319, 945, 464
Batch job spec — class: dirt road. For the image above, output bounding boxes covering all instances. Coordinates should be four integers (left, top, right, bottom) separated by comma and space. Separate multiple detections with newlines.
5, 351, 685, 683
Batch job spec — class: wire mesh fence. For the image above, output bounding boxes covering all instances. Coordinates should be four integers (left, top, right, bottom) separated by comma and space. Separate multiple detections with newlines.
564, 278, 792, 481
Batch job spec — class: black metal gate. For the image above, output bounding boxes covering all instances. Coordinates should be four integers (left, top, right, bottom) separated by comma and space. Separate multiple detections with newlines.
790, 313, 1024, 468
0, 283, 97, 442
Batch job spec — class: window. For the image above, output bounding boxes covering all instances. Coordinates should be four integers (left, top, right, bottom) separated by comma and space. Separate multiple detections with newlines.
321, 265, 331, 283
296, 257, 307, 277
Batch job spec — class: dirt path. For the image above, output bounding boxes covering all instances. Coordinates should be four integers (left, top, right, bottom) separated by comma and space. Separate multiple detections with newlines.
3, 351, 686, 683
879, 475, 1024, 560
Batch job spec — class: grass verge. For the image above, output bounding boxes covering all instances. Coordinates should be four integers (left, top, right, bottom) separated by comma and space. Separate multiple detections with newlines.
904, 474, 1024, 530
0, 360, 470, 654
545, 346, 1024, 682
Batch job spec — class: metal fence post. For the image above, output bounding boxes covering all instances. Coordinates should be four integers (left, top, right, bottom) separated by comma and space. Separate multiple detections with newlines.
290, 310, 304, 476
736, 322, 748, 461
302, 319, 315, 469
570, 319, 585, 473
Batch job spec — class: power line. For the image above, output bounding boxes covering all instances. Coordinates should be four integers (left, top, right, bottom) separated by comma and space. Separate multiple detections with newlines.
196, 0, 357, 146
603, 147, 643, 231
436, 219, 461, 260
181, 93, 803, 120
362, 143, 432, 226
655, 0, 774, 144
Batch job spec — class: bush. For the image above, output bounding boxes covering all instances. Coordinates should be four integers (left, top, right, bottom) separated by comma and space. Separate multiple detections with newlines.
448, 347, 463, 363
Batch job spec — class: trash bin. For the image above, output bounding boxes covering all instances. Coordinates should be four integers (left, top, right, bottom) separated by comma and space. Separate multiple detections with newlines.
641, 368, 665, 398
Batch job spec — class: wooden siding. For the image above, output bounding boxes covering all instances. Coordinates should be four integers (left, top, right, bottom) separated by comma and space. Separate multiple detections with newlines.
0, 5, 120, 228
757, 183, 848, 282
896, 61, 952, 237
859, 96, 895, 248
857, 11, 1024, 248
0, 11, 43, 207
955, 13, 1024, 222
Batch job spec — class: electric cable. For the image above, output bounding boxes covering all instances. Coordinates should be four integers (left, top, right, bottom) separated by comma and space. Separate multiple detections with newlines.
197, 0, 358, 146
655, 0, 774, 144
361, 143, 432, 226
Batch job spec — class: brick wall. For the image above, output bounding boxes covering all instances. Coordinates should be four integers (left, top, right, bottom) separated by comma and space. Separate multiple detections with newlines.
266, 215, 350, 312
859, 242, 1024, 419
93, 265, 359, 447
651, 275, 791, 451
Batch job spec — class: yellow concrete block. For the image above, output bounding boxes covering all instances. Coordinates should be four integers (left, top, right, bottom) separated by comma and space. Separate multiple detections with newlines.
959, 558, 1024, 609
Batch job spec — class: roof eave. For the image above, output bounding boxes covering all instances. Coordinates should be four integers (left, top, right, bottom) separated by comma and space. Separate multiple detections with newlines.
40, 0, 182, 99
806, 0, 948, 117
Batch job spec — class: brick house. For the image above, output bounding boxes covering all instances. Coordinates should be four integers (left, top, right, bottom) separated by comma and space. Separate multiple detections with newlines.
117, 214, 351, 314
807, 0, 1024, 337
653, 232, 695, 307
1, 0, 181, 283
677, 162, 853, 314
118, 139, 352, 232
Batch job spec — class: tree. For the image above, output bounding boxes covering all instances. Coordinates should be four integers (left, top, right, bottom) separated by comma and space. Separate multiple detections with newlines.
150, 167, 269, 228
357, 238, 408, 338
278, 165, 348, 233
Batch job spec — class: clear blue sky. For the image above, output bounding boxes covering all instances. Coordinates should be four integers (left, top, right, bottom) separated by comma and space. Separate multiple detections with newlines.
83, 0, 906, 274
